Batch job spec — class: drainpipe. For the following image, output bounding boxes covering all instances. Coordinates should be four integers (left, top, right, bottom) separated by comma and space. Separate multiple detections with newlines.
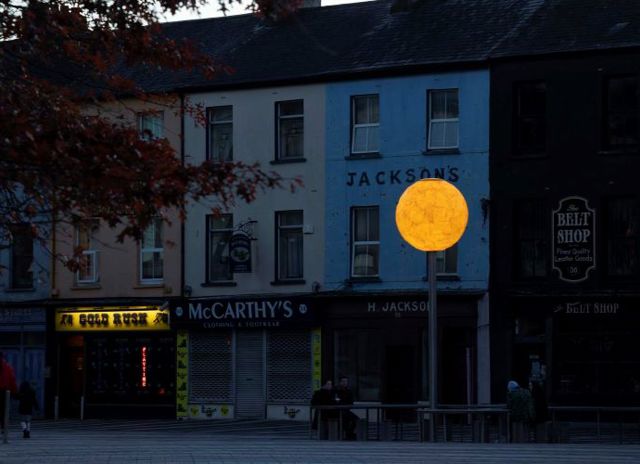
180, 93, 186, 300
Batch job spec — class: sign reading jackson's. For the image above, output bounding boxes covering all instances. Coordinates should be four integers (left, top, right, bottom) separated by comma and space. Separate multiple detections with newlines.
552, 196, 596, 282
172, 297, 316, 329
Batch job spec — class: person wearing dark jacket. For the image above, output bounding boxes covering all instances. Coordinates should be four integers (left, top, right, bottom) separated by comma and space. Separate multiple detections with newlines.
0, 352, 18, 434
334, 376, 358, 440
18, 381, 38, 439
311, 380, 335, 430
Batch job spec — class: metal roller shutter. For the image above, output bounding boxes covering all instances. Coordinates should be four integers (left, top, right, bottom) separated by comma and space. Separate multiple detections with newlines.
267, 330, 312, 403
189, 331, 233, 403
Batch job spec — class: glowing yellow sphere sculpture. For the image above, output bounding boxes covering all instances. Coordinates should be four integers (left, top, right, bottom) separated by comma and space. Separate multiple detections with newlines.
395, 178, 469, 251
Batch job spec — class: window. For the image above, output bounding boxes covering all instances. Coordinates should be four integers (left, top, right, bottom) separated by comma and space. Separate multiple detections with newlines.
514, 200, 548, 278
606, 198, 639, 277
436, 244, 458, 275
140, 218, 163, 283
276, 211, 303, 281
351, 206, 379, 278
207, 214, 233, 282
334, 330, 383, 401
276, 100, 304, 160
137, 111, 164, 140
76, 219, 99, 284
207, 106, 233, 162
604, 76, 638, 149
428, 89, 459, 150
10, 224, 33, 289
514, 82, 546, 155
351, 95, 379, 154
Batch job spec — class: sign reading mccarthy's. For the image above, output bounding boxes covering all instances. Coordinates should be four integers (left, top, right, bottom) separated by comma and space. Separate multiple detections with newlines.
172, 297, 316, 329
552, 196, 596, 282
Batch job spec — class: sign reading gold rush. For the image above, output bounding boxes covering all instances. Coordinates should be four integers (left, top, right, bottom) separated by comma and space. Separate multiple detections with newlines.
552, 196, 596, 282
171, 297, 316, 329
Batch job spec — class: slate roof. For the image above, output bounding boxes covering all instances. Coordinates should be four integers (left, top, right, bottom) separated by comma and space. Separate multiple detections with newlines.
111, 0, 640, 93
129, 0, 535, 93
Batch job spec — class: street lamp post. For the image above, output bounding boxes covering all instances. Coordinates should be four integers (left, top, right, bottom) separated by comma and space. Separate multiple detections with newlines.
395, 178, 468, 425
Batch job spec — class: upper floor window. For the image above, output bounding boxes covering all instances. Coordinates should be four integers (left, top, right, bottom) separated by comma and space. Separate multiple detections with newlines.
436, 244, 458, 276
10, 224, 33, 289
604, 76, 638, 149
514, 199, 548, 279
76, 219, 99, 284
276, 211, 303, 281
207, 214, 233, 282
513, 81, 546, 156
276, 100, 304, 160
140, 218, 163, 283
351, 95, 379, 154
428, 89, 459, 150
606, 197, 639, 277
351, 206, 379, 278
137, 111, 164, 141
207, 106, 233, 162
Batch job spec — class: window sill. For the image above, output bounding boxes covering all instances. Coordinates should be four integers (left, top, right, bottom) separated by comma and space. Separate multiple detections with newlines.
423, 274, 461, 281
597, 148, 639, 156
270, 279, 306, 286
133, 283, 164, 289
270, 157, 307, 165
201, 281, 237, 287
347, 277, 382, 284
4, 287, 36, 293
71, 284, 102, 290
423, 148, 460, 155
345, 153, 382, 160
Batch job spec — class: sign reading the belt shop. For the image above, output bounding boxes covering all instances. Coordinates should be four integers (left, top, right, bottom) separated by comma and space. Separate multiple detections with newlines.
552, 196, 596, 282
172, 297, 316, 329
55, 306, 170, 332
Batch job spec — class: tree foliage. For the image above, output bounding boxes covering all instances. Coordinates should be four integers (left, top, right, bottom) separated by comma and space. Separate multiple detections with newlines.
0, 0, 302, 267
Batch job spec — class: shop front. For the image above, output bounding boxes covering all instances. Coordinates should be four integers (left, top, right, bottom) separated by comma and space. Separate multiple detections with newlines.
323, 293, 480, 408
511, 296, 640, 406
53, 304, 174, 418
171, 296, 321, 421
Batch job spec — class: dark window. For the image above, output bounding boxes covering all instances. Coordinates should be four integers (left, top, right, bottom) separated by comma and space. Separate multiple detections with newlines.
207, 214, 233, 282
351, 206, 379, 278
334, 330, 383, 401
514, 200, 548, 278
514, 81, 546, 156
207, 106, 233, 162
428, 89, 459, 149
606, 198, 640, 277
10, 224, 33, 289
276, 211, 303, 280
276, 100, 304, 160
604, 76, 638, 149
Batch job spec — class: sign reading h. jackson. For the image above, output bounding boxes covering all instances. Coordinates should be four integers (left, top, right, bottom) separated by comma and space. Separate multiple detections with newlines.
552, 196, 596, 282
171, 297, 316, 329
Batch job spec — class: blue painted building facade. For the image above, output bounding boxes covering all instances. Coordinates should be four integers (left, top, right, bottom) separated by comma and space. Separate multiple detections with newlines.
322, 70, 491, 405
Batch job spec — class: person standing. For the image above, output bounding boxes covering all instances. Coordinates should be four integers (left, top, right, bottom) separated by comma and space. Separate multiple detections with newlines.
0, 352, 18, 434
334, 376, 358, 440
506, 380, 534, 443
530, 380, 549, 442
311, 380, 335, 431
18, 381, 39, 439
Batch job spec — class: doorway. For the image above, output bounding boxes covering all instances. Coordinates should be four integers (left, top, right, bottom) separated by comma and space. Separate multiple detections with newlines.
59, 335, 84, 417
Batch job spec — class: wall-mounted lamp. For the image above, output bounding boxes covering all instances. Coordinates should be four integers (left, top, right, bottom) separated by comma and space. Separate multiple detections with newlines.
183, 285, 193, 298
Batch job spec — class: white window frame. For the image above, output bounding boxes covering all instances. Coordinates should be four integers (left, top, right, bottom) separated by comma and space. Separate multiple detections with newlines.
140, 218, 164, 284
276, 211, 304, 281
351, 95, 380, 154
427, 89, 459, 150
137, 111, 164, 141
207, 106, 233, 162
207, 214, 234, 282
435, 244, 458, 276
276, 100, 304, 160
351, 206, 380, 278
75, 220, 99, 284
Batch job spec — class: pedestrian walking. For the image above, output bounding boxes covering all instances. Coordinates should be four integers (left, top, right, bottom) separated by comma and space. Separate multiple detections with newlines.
18, 381, 39, 439
506, 380, 534, 443
0, 352, 18, 434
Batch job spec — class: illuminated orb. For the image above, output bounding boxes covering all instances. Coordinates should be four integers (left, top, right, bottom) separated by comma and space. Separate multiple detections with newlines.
395, 178, 468, 251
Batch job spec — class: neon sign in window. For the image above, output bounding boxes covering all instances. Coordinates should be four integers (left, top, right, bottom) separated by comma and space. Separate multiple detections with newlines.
141, 346, 148, 388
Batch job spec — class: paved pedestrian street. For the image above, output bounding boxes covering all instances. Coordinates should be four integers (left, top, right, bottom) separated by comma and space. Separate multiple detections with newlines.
1, 420, 639, 463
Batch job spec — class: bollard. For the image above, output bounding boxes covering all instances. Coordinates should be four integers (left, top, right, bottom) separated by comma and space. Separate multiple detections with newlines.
54, 395, 59, 421
3, 390, 9, 444
80, 395, 85, 421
